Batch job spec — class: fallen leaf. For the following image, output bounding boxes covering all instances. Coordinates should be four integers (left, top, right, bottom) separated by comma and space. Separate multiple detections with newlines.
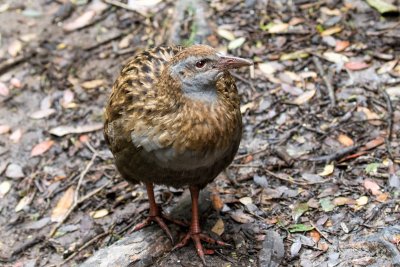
288, 224, 314, 233
320, 26, 342, 36
376, 192, 389, 202
15, 194, 32, 212
7, 40, 23, 57
345, 61, 370, 71
6, 163, 24, 179
228, 37, 246, 50
292, 89, 316, 105
365, 163, 379, 174
0, 181, 12, 198
366, 0, 398, 14
357, 107, 381, 125
63, 10, 96, 32
363, 179, 381, 195
81, 79, 105, 90
268, 23, 289, 33
258, 62, 284, 75
0, 124, 11, 134
385, 86, 400, 100
90, 209, 109, 219
290, 239, 302, 257
333, 197, 356, 206
361, 136, 385, 150
318, 164, 334, 176
60, 89, 75, 108
280, 51, 309, 61
211, 218, 224, 236
239, 196, 253, 206
292, 202, 309, 222
356, 196, 368, 206
319, 198, 335, 212
211, 191, 224, 212
230, 210, 254, 224
29, 109, 56, 119
323, 52, 349, 64
31, 140, 55, 157
335, 40, 350, 52
377, 60, 398, 74
49, 123, 103, 137
0, 82, 9, 96
217, 28, 235, 41
337, 134, 354, 146
9, 128, 22, 143
309, 230, 320, 243
51, 186, 75, 222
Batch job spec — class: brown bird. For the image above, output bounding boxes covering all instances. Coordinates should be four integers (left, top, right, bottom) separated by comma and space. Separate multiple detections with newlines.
104, 44, 252, 263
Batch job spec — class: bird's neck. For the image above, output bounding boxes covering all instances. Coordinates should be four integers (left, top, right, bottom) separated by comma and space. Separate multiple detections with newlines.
181, 82, 218, 103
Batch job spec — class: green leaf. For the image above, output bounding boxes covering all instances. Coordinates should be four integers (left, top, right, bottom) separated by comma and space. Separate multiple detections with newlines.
366, 0, 398, 14
288, 224, 314, 233
319, 198, 335, 212
365, 163, 379, 174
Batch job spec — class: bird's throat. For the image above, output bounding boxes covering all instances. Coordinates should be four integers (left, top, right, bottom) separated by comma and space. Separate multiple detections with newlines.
181, 82, 217, 103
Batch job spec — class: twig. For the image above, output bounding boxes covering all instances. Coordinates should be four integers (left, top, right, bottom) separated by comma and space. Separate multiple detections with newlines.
264, 169, 308, 186
231, 72, 256, 91
308, 145, 360, 163
10, 235, 45, 258
234, 144, 269, 161
312, 56, 336, 107
381, 90, 394, 160
0, 52, 34, 75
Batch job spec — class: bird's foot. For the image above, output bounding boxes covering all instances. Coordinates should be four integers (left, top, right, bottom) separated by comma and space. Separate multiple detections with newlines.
130, 213, 188, 243
173, 231, 229, 265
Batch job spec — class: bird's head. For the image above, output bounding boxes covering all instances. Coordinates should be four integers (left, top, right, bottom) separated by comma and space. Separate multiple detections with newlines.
169, 45, 252, 101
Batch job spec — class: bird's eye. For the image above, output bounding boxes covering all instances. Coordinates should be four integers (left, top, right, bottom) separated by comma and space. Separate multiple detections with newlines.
195, 60, 206, 68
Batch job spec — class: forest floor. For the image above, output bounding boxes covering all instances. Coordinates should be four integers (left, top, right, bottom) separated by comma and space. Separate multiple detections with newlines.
0, 0, 399, 266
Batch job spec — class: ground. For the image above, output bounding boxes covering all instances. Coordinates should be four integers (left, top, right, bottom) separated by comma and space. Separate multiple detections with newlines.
0, 0, 399, 266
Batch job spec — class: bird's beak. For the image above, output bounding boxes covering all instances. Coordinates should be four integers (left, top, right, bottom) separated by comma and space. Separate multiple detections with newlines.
217, 55, 253, 70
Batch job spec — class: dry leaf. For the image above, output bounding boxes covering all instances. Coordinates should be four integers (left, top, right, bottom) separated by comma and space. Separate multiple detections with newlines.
5, 163, 24, 179
309, 230, 320, 243
230, 210, 254, 224
335, 40, 350, 52
318, 164, 334, 176
90, 209, 109, 219
357, 107, 381, 125
81, 79, 105, 90
8, 40, 23, 57
9, 128, 22, 143
211, 191, 224, 212
338, 134, 354, 146
376, 192, 389, 202
333, 197, 356, 206
268, 23, 289, 33
31, 140, 55, 157
51, 186, 75, 222
211, 218, 224, 236
228, 37, 246, 50
217, 28, 235, 41
292, 89, 316, 105
63, 10, 96, 32
0, 181, 12, 198
30, 109, 56, 120
363, 179, 381, 196
345, 61, 370, 71
239, 197, 253, 205
321, 26, 342, 36
60, 89, 75, 108
15, 194, 31, 212
361, 136, 385, 150
323, 52, 349, 64
356, 196, 368, 206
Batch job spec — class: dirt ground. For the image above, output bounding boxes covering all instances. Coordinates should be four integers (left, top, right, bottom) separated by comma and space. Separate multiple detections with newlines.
0, 0, 399, 266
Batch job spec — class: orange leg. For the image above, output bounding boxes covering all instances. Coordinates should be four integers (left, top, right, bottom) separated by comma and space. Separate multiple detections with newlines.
131, 182, 185, 243
173, 186, 229, 265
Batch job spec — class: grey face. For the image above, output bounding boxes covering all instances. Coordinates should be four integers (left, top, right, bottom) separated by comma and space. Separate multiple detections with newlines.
170, 55, 222, 102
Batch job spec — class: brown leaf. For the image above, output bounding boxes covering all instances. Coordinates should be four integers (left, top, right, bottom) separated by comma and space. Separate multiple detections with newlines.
333, 197, 356, 206
335, 40, 350, 52
361, 136, 385, 151
345, 61, 370, 71
211, 218, 225, 236
292, 89, 316, 105
81, 79, 105, 90
357, 107, 381, 125
320, 26, 342, 36
309, 230, 320, 243
63, 10, 96, 32
211, 191, 224, 212
31, 140, 55, 157
363, 179, 381, 196
51, 186, 75, 222
338, 134, 354, 147
230, 210, 254, 224
376, 192, 389, 202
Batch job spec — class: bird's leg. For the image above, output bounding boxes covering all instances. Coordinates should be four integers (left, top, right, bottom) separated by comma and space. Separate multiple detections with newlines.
173, 186, 229, 265
131, 182, 175, 242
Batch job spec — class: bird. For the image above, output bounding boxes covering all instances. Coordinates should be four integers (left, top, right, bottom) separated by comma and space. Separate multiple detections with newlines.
103, 44, 252, 263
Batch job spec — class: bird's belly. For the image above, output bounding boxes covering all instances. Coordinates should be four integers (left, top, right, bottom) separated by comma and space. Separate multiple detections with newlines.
151, 146, 228, 171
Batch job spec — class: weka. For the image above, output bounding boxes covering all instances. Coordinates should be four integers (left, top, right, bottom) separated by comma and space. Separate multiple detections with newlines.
104, 44, 252, 263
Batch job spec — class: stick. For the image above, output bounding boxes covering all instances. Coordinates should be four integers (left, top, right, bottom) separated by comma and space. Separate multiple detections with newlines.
312, 56, 336, 107
381, 90, 394, 160
308, 145, 360, 162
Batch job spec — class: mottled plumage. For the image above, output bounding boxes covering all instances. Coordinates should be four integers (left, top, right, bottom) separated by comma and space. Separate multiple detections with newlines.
104, 44, 252, 263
